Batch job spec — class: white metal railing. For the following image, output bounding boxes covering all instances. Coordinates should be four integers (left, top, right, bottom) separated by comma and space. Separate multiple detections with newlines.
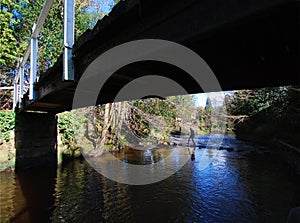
13, 0, 75, 109
0, 87, 14, 90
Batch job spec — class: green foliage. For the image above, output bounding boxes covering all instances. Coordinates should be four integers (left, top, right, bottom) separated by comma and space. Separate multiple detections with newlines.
229, 87, 289, 117
131, 98, 177, 140
197, 107, 212, 133
131, 95, 198, 138
57, 110, 90, 155
205, 97, 212, 111
133, 98, 177, 124
0, 0, 27, 85
197, 97, 227, 133
0, 110, 15, 141
203, 97, 213, 131
168, 95, 195, 120
226, 86, 300, 146
57, 111, 86, 151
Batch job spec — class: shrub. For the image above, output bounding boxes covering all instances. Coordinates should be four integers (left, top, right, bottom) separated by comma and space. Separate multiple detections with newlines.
0, 110, 15, 142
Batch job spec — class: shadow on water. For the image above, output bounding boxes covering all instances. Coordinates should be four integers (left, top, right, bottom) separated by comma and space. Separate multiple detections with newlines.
0, 164, 57, 223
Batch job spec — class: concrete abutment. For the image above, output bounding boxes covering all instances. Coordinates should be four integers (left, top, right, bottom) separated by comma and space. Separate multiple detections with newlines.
15, 112, 57, 171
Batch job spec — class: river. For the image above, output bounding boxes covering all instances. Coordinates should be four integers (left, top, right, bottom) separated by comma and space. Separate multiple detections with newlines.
1, 135, 299, 223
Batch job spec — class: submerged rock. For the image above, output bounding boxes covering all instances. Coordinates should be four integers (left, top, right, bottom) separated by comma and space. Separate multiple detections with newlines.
218, 146, 225, 150
226, 147, 234, 152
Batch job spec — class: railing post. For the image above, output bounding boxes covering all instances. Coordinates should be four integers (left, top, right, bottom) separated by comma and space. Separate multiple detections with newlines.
63, 0, 75, 81
29, 24, 38, 100
13, 81, 18, 109
19, 66, 24, 98
19, 65, 24, 108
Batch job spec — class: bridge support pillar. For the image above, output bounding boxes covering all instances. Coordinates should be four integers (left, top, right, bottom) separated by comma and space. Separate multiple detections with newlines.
15, 112, 57, 171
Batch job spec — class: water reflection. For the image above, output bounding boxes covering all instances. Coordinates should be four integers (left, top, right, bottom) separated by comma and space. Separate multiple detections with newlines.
0, 164, 56, 223
0, 173, 16, 221
1, 136, 299, 223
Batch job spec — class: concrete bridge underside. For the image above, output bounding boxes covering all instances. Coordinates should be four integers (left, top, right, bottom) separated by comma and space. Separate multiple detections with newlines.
14, 0, 299, 169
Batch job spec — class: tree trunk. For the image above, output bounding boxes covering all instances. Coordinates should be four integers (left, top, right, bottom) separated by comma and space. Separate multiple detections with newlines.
95, 103, 113, 155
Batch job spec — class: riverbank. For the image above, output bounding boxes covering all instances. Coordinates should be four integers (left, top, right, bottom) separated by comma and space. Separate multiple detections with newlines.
277, 140, 300, 175
0, 131, 15, 172
234, 123, 300, 175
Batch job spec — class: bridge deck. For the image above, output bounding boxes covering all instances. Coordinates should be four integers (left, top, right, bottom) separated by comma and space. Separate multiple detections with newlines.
20, 0, 299, 113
